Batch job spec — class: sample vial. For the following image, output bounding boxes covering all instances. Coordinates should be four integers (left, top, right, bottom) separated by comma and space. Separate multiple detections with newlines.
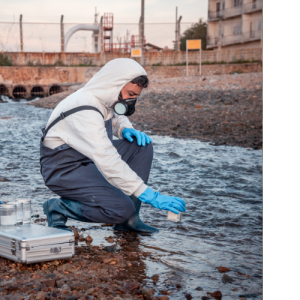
17, 198, 31, 224
0, 203, 17, 227
10, 201, 23, 226
168, 211, 182, 222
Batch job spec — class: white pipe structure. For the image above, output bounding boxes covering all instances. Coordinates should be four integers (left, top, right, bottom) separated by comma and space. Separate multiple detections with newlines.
64, 24, 99, 51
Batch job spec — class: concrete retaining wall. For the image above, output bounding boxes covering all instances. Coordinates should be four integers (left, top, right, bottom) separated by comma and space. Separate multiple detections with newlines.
2, 48, 262, 67
0, 63, 262, 99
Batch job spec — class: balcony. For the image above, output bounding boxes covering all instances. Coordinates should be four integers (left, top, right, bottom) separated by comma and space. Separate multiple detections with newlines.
208, 5, 244, 21
208, 10, 224, 21
224, 5, 243, 18
243, 30, 262, 42
222, 34, 243, 46
207, 37, 219, 47
243, 1, 263, 13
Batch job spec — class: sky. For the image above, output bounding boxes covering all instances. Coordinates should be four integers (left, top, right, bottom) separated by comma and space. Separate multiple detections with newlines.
0, 0, 208, 52
0, 0, 207, 23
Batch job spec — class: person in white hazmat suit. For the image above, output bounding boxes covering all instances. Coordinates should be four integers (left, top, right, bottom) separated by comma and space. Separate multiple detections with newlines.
40, 58, 186, 233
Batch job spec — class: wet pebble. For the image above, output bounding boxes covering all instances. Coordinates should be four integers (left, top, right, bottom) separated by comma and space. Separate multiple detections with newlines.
122, 281, 140, 293
103, 245, 117, 252
141, 286, 155, 296
218, 266, 231, 273
222, 274, 233, 283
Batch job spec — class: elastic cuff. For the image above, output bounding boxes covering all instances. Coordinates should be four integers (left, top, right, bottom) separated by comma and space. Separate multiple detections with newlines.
118, 124, 134, 139
118, 126, 125, 139
133, 183, 148, 198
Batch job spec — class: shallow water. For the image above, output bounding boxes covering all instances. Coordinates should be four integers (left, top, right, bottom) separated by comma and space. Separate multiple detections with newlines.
0, 101, 262, 299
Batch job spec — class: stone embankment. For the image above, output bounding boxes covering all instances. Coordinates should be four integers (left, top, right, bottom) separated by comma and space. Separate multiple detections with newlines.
29, 72, 262, 149
0, 63, 261, 99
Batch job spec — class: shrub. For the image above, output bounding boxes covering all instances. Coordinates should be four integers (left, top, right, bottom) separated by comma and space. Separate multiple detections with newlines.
0, 53, 13, 66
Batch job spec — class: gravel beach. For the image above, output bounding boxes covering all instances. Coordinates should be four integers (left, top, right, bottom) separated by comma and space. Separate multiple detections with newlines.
29, 72, 262, 149
0, 226, 179, 300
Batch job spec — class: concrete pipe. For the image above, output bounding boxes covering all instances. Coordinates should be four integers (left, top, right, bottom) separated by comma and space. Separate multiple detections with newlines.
64, 24, 99, 51
12, 85, 28, 99
31, 86, 45, 98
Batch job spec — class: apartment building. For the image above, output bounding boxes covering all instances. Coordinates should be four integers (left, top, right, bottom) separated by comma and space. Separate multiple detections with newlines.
207, 0, 262, 50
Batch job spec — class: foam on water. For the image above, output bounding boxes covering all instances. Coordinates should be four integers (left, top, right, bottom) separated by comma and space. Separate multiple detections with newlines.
0, 102, 262, 299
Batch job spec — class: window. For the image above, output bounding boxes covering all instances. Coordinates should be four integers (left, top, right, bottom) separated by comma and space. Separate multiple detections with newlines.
216, 2, 221, 17
222, 1, 225, 10
258, 20, 262, 30
233, 24, 242, 35
234, 0, 243, 6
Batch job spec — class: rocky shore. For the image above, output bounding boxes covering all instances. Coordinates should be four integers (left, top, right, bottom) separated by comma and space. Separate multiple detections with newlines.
28, 73, 262, 150
0, 225, 216, 300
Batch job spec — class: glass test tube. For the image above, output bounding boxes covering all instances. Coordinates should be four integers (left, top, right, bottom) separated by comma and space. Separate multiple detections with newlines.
10, 201, 23, 225
17, 198, 31, 224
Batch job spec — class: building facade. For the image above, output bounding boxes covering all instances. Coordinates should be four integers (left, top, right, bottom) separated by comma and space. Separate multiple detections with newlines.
207, 0, 262, 50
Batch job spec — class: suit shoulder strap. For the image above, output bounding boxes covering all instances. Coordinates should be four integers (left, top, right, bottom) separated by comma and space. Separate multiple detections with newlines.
44, 105, 104, 137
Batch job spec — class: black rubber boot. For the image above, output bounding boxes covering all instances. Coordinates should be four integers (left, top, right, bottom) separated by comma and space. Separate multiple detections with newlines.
43, 198, 89, 231
113, 196, 159, 233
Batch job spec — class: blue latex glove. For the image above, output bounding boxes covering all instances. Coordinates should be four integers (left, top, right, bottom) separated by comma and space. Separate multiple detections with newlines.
122, 128, 152, 146
139, 187, 186, 214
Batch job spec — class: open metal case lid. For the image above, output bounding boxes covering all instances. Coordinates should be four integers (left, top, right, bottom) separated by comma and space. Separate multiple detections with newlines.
0, 224, 74, 248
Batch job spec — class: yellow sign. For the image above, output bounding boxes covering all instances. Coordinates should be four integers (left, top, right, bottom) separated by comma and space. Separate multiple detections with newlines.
131, 48, 142, 57
187, 40, 201, 50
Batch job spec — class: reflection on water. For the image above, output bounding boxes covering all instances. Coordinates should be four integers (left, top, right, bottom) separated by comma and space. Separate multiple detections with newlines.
0, 102, 262, 299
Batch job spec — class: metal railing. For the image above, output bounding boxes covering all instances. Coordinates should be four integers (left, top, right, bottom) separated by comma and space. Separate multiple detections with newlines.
208, 1, 262, 21
207, 29, 262, 48
224, 5, 243, 18
243, 30, 262, 42
243, 1, 263, 13
207, 36, 219, 47
222, 34, 243, 46
208, 10, 225, 20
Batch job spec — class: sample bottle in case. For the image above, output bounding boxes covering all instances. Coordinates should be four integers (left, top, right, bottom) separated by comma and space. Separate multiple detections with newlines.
16, 199, 31, 224
10, 201, 23, 225
0, 203, 17, 228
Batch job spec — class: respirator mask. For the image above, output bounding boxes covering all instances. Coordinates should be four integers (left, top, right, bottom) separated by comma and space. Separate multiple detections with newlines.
113, 92, 137, 116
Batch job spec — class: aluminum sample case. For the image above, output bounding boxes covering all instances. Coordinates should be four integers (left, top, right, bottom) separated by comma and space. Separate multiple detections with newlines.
0, 224, 75, 263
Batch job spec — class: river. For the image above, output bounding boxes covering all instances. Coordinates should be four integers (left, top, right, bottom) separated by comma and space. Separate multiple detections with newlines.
0, 99, 262, 299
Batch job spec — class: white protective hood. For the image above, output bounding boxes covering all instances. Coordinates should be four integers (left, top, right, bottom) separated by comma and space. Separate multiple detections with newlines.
81, 58, 147, 109
43, 58, 149, 198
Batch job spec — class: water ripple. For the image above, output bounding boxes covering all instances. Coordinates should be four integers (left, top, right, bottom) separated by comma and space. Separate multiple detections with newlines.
0, 103, 262, 299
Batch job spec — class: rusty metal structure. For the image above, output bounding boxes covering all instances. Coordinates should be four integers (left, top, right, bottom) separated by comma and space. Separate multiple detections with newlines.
103, 13, 113, 52
131, 35, 146, 49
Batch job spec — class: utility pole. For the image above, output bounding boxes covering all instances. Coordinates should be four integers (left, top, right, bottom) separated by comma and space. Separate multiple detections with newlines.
141, 0, 144, 47
177, 16, 182, 51
139, 0, 145, 65
92, 8, 100, 53
175, 7, 178, 50
60, 15, 64, 52
100, 16, 103, 53
19, 14, 23, 52
175, 8, 182, 51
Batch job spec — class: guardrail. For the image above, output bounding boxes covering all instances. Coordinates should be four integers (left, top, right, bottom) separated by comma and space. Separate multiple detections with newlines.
207, 29, 262, 48
207, 37, 219, 47
243, 30, 262, 42
208, 1, 262, 21
222, 34, 243, 46
243, 1, 263, 13
208, 10, 225, 20
224, 6, 243, 18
